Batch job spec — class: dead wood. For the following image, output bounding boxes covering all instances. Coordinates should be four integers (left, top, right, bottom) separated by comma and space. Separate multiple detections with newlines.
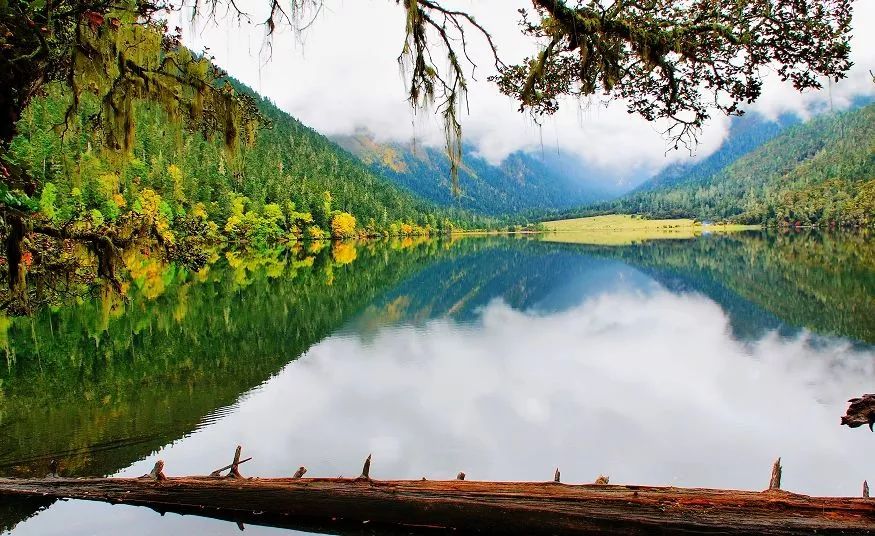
769, 458, 782, 490
842, 395, 875, 431
143, 460, 166, 481
358, 454, 371, 480
2, 475, 873, 535
210, 446, 251, 478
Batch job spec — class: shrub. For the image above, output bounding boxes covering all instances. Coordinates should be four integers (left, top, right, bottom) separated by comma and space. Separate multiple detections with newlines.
330, 211, 357, 239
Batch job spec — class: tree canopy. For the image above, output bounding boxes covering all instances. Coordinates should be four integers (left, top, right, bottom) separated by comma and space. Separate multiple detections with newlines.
396, 0, 854, 171
1, 0, 857, 180
493, 0, 853, 148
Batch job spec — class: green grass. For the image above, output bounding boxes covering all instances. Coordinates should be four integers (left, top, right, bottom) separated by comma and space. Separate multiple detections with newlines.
542, 214, 699, 231
540, 215, 759, 245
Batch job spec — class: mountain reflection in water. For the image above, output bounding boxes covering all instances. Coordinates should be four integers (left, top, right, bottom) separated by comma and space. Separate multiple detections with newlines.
2, 232, 873, 535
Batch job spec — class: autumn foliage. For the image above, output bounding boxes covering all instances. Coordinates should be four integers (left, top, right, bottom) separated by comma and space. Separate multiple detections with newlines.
330, 212, 357, 239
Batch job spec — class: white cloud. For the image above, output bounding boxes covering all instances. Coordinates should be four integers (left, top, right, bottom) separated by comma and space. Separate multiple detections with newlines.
115, 292, 873, 495
750, 0, 875, 120
15, 292, 875, 534
176, 0, 875, 184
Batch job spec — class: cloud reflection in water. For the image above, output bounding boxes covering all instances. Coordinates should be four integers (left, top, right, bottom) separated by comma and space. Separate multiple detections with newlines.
124, 289, 874, 497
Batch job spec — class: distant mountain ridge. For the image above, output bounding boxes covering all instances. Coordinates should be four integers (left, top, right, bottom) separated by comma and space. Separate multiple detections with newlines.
333, 130, 621, 216
553, 99, 875, 226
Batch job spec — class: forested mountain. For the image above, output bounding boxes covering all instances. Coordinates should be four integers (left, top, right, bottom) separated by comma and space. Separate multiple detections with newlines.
7, 80, 491, 247
333, 130, 618, 216
559, 103, 875, 226
635, 112, 799, 193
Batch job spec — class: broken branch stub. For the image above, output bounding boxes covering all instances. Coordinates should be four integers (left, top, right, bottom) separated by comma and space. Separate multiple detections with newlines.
145, 460, 166, 481
865, 481, 870, 499
769, 458, 782, 491
208, 457, 252, 477
210, 446, 252, 478
841, 395, 875, 431
229, 446, 243, 479
359, 455, 372, 480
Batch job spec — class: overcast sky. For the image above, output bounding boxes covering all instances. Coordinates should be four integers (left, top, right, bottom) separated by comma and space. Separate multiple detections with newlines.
178, 0, 875, 186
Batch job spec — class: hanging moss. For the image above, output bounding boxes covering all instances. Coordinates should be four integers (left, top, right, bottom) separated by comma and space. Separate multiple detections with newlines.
68, 2, 262, 168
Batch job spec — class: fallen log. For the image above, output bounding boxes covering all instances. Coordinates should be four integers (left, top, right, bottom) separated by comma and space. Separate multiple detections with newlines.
842, 394, 875, 430
0, 475, 873, 535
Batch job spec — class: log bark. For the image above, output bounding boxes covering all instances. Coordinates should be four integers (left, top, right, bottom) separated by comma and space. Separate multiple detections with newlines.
842, 395, 875, 431
145, 461, 166, 481
208, 456, 252, 478
228, 446, 243, 479
1, 476, 873, 535
769, 458, 782, 490
359, 454, 371, 480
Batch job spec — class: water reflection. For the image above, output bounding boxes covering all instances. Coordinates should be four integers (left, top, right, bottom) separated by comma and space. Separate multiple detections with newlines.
120, 291, 873, 496
3, 233, 875, 535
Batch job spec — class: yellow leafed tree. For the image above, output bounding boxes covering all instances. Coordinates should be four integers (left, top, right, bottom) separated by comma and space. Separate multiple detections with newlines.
330, 212, 357, 239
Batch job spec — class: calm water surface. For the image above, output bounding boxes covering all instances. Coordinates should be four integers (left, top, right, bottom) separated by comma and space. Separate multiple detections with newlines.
1, 232, 873, 535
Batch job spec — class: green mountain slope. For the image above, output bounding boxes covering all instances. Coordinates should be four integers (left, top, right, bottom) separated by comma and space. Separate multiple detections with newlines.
7, 79, 489, 241
634, 112, 799, 194
566, 104, 875, 226
333, 130, 617, 216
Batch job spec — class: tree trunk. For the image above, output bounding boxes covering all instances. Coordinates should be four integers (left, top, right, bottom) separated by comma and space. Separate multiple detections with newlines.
0, 28, 48, 159
5, 213, 27, 300
0, 82, 23, 151
0, 47, 48, 307
92, 235, 120, 286
0, 65, 40, 306
0, 476, 873, 535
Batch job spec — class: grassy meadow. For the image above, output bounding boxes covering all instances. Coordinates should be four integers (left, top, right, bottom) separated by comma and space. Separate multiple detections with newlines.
540, 215, 758, 245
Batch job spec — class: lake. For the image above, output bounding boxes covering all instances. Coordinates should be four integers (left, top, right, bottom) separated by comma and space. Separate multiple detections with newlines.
1, 231, 873, 535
